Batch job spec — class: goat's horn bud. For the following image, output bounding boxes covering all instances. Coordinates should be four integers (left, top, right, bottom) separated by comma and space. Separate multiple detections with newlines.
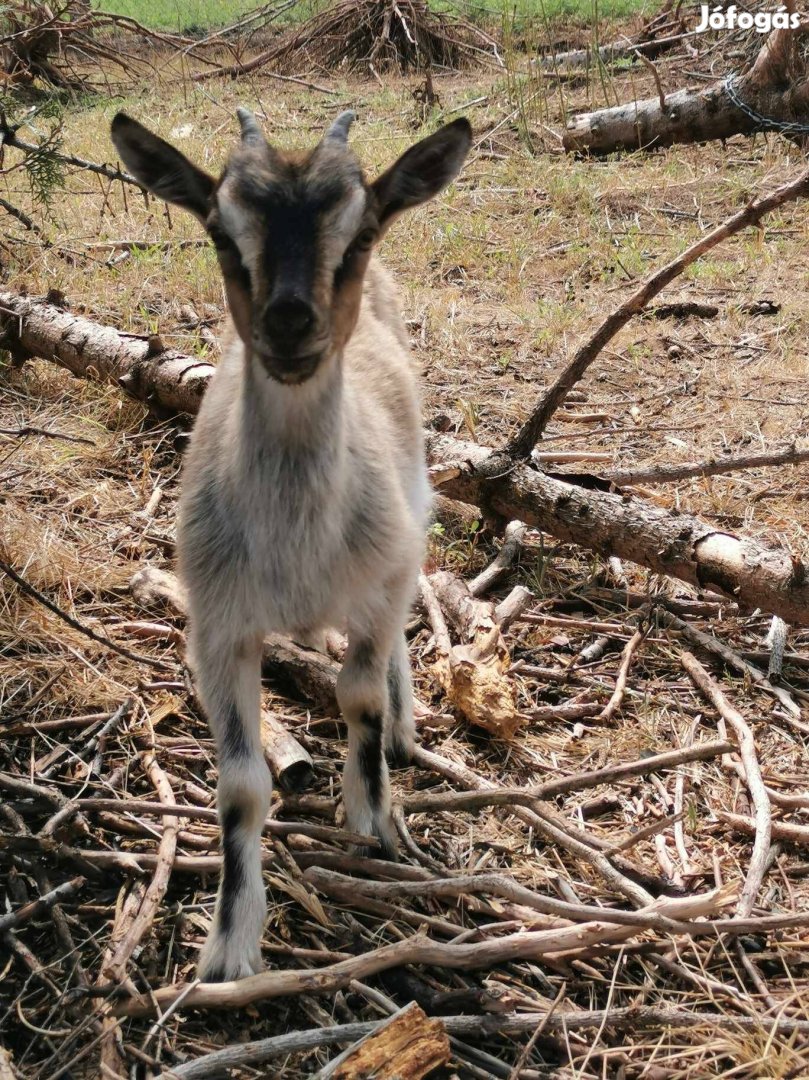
236, 107, 264, 145
324, 110, 356, 144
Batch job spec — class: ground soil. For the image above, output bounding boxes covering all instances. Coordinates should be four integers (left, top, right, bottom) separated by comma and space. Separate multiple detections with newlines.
2, 21, 809, 1079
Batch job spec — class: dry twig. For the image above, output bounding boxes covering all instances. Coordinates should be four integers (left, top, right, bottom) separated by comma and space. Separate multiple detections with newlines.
681, 651, 772, 917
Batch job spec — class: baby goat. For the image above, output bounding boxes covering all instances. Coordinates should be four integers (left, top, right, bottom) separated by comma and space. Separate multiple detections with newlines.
111, 108, 471, 981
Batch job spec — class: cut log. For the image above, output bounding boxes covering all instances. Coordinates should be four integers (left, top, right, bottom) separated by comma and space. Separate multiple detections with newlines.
564, 19, 809, 155
535, 0, 689, 73
425, 569, 523, 739
535, 30, 694, 73
5, 292, 809, 624
0, 290, 214, 414
317, 1002, 450, 1080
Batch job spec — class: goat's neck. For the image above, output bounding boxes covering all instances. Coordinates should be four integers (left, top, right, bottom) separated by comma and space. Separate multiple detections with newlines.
238, 345, 346, 461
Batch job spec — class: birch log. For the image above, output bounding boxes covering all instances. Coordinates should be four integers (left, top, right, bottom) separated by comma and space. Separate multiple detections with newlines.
426, 435, 809, 626
3, 291, 809, 624
564, 19, 809, 155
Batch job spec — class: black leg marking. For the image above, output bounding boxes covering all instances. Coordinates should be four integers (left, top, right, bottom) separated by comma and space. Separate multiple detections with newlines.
357, 711, 384, 807
386, 659, 411, 769
218, 805, 244, 937
223, 703, 250, 759
387, 658, 402, 723
353, 639, 376, 670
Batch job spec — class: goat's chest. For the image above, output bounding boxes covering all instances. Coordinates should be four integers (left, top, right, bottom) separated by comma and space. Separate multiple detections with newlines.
235, 449, 383, 630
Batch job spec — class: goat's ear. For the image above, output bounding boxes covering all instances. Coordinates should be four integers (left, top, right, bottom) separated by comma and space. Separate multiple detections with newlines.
371, 118, 472, 231
111, 113, 215, 222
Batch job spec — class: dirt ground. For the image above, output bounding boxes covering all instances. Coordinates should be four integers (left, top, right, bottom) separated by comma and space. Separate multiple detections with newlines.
3, 20, 809, 1080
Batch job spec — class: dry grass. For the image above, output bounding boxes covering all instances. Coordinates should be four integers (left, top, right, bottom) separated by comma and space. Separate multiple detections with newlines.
2, 32, 809, 1080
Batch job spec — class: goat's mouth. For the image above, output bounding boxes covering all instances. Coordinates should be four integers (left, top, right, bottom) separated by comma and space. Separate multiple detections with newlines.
258, 352, 323, 385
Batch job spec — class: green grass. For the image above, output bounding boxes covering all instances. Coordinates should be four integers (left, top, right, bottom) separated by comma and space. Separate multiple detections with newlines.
95, 0, 253, 32
93, 0, 652, 34
439, 0, 652, 22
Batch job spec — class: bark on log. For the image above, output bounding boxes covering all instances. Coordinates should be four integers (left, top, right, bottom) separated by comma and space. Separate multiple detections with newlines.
6, 292, 809, 625
427, 435, 809, 626
535, 30, 694, 72
0, 290, 214, 414
317, 1002, 449, 1080
426, 569, 522, 739
564, 21, 809, 155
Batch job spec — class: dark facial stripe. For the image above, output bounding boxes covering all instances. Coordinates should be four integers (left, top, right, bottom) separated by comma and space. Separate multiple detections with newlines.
218, 805, 244, 936
262, 207, 317, 298
238, 168, 348, 214
357, 712, 384, 808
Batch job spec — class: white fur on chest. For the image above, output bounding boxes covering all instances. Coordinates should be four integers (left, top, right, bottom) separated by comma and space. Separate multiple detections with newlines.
178, 330, 427, 642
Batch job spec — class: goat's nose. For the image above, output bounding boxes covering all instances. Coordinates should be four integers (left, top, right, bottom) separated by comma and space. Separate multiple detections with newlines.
262, 298, 315, 346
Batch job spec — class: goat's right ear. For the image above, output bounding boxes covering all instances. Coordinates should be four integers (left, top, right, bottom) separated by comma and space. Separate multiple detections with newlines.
111, 113, 215, 221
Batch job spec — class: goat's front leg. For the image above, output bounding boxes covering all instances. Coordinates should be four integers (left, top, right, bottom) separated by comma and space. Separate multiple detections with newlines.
190, 630, 271, 982
338, 625, 400, 859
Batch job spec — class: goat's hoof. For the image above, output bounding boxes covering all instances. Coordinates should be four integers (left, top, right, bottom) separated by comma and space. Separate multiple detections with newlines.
376, 838, 400, 862
197, 939, 263, 983
351, 835, 399, 862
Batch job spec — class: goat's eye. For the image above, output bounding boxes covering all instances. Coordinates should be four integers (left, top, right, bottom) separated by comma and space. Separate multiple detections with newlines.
354, 228, 377, 251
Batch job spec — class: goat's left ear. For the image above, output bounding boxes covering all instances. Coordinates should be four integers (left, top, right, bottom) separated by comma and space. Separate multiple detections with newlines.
371, 118, 472, 232
111, 113, 216, 222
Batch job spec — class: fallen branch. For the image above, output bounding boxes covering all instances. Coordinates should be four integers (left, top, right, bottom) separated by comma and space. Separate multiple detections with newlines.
0, 556, 173, 671
0, 289, 215, 413
428, 434, 809, 625
681, 652, 772, 918
422, 569, 522, 738
68, 797, 378, 849
7, 242, 809, 626
404, 739, 732, 813
597, 625, 644, 722
111, 885, 735, 1016
766, 614, 788, 681
716, 810, 809, 848
563, 19, 809, 155
504, 165, 809, 457
538, 30, 691, 69
468, 520, 528, 597
606, 444, 809, 487
313, 1002, 449, 1080
412, 745, 658, 908
304, 867, 700, 933
0, 876, 84, 933
187, 45, 336, 91
156, 1005, 809, 1079
100, 754, 178, 983
661, 610, 803, 721
2, 127, 147, 191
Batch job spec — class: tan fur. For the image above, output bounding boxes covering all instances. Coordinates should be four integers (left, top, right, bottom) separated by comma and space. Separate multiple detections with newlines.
109, 108, 471, 982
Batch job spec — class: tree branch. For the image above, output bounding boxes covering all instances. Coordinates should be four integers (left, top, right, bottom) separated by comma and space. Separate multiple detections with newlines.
504, 166, 809, 459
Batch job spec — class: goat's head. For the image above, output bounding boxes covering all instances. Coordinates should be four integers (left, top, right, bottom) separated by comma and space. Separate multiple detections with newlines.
111, 110, 472, 386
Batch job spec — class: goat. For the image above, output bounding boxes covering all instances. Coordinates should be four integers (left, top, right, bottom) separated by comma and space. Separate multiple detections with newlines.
111, 108, 472, 981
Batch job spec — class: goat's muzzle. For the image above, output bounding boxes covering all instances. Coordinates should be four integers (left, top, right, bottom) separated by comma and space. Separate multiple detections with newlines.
256, 349, 324, 385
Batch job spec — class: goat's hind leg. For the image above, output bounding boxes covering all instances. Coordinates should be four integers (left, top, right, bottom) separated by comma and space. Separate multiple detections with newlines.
191, 630, 271, 982
386, 631, 416, 768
